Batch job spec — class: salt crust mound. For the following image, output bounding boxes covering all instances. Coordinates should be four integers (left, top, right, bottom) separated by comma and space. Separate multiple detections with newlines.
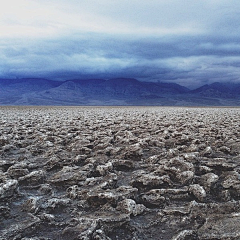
0, 106, 240, 240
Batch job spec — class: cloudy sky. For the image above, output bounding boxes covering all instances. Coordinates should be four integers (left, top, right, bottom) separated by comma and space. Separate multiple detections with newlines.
0, 0, 240, 88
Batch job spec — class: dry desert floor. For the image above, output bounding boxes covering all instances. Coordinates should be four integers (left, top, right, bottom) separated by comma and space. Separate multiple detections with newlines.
1, 106, 240, 240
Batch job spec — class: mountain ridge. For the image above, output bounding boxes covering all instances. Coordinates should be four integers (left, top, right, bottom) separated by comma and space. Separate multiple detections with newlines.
0, 78, 240, 106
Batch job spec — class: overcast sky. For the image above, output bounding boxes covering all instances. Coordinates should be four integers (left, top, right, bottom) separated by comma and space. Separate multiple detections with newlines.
1, 0, 240, 88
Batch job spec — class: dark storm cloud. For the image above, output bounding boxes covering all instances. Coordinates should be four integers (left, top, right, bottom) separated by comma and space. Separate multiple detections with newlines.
1, 1, 240, 88
1, 34, 240, 88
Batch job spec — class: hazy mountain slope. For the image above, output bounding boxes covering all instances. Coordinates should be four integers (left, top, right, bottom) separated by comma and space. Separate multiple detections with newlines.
0, 78, 62, 104
0, 78, 61, 98
190, 82, 240, 98
32, 78, 190, 104
0, 78, 240, 105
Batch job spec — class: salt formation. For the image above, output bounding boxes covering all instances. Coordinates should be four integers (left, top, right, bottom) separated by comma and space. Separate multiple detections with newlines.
0, 106, 240, 239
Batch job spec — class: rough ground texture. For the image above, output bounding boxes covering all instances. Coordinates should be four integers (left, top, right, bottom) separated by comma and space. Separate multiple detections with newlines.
0, 106, 240, 240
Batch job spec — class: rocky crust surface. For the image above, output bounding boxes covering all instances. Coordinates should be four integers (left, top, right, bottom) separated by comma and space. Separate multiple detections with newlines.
0, 106, 240, 240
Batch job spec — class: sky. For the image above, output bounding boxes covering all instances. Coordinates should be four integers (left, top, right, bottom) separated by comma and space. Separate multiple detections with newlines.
0, 0, 240, 88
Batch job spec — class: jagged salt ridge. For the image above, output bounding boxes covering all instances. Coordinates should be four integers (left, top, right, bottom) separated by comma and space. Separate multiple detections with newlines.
0, 106, 240, 239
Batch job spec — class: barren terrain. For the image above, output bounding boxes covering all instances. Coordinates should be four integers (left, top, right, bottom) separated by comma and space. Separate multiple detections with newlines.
1, 106, 240, 240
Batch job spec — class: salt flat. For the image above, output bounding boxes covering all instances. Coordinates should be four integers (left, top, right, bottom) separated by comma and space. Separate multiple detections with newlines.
0, 106, 240, 239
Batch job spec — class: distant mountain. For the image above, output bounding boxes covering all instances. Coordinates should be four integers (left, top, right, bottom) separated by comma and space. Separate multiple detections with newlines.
190, 82, 240, 98
0, 78, 61, 95
0, 78, 240, 106
35, 78, 190, 104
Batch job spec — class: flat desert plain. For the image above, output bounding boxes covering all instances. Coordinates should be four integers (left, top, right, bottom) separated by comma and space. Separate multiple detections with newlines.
0, 106, 240, 240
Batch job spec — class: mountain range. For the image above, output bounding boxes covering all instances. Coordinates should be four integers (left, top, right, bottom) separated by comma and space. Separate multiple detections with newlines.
1, 78, 240, 106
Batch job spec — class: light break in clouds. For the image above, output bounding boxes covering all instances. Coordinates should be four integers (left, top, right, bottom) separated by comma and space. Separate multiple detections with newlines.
1, 0, 240, 88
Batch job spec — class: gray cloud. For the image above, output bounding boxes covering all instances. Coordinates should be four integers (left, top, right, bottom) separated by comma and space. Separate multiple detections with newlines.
1, 1, 240, 88
0, 37, 240, 89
